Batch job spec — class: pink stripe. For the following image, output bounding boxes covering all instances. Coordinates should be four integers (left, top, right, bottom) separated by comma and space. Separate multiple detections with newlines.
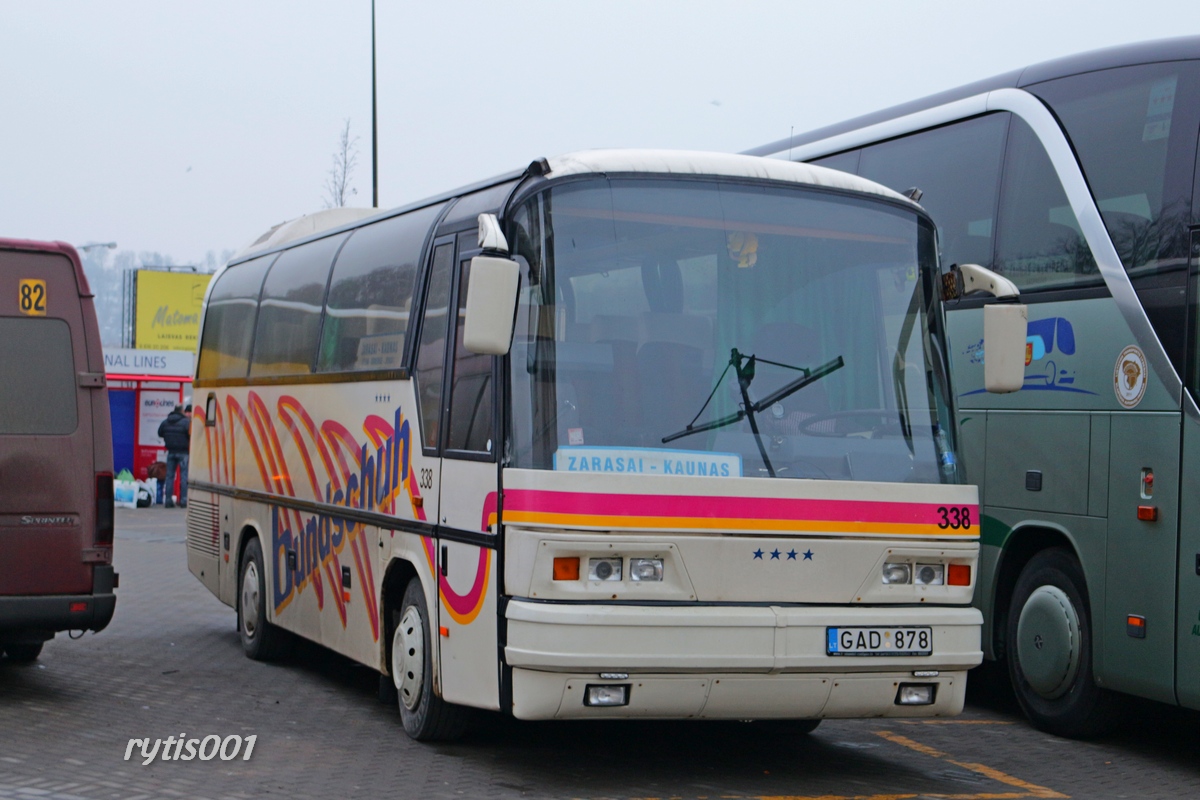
423, 538, 489, 616
504, 489, 962, 525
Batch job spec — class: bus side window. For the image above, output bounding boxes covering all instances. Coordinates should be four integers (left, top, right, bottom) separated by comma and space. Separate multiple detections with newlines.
1032, 62, 1200, 376
857, 115, 1007, 271
196, 254, 276, 382
445, 255, 495, 454
993, 117, 1100, 291
415, 242, 455, 452
317, 203, 444, 373
1190, 230, 1200, 403
249, 233, 347, 378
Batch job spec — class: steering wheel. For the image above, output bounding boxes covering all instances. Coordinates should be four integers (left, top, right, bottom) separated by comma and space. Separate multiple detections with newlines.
796, 408, 903, 438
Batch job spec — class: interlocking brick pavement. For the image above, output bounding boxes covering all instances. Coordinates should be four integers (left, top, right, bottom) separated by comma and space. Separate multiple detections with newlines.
1, 508, 1198, 799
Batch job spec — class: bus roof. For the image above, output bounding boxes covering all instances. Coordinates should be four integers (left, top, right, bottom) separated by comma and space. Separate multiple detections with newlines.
543, 149, 915, 203
231, 148, 920, 266
744, 35, 1200, 158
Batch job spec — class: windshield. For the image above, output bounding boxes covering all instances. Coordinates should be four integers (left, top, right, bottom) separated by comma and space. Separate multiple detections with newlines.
507, 177, 955, 483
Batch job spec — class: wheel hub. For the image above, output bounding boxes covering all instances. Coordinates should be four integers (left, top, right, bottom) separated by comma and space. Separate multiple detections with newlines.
241, 561, 260, 638
393, 605, 424, 712
1016, 585, 1080, 699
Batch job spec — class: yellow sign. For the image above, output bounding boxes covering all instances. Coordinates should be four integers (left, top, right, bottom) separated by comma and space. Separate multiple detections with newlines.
18, 279, 47, 316
135, 270, 213, 351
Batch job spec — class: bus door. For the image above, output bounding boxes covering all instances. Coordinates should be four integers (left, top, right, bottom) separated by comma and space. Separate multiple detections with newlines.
1177, 228, 1200, 709
410, 238, 455, 581
434, 239, 501, 710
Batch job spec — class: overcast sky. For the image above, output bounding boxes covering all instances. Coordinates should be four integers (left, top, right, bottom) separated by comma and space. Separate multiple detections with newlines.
2, 1, 1198, 265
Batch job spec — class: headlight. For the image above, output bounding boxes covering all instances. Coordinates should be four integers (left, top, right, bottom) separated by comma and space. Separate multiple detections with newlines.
895, 683, 936, 705
584, 684, 630, 706
882, 562, 911, 584
629, 558, 663, 582
914, 564, 945, 586
588, 558, 622, 581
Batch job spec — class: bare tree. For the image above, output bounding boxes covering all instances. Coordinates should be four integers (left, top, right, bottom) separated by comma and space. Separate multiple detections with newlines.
323, 119, 360, 208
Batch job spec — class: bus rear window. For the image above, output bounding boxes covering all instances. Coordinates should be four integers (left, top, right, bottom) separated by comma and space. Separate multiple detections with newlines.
0, 317, 77, 434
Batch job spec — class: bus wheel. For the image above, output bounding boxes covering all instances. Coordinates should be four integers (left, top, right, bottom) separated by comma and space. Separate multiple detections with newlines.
1006, 548, 1118, 738
238, 537, 290, 661
392, 578, 470, 741
3, 643, 43, 663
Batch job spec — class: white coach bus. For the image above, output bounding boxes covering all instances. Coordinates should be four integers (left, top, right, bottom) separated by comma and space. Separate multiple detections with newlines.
187, 150, 1024, 740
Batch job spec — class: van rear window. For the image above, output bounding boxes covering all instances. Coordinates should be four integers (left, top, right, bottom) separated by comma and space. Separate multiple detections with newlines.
0, 317, 78, 434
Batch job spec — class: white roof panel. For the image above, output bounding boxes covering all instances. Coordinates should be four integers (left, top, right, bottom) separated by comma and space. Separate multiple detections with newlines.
546, 149, 916, 207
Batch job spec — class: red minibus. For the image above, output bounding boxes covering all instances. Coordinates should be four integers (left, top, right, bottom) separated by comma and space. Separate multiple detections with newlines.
0, 238, 117, 662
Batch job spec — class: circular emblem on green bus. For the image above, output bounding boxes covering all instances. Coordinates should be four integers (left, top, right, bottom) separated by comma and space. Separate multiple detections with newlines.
1113, 345, 1148, 409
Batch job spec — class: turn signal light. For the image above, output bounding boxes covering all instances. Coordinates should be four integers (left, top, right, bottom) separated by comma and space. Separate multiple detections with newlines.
553, 557, 580, 581
1137, 505, 1158, 522
948, 564, 971, 586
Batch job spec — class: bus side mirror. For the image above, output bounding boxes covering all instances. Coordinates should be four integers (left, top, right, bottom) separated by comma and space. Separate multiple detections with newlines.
984, 303, 1027, 393
463, 254, 520, 355
950, 263, 1026, 394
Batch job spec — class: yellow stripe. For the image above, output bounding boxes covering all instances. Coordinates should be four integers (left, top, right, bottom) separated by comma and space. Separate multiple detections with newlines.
900, 720, 1015, 725
874, 731, 1067, 799
504, 511, 975, 536
753, 794, 1035, 800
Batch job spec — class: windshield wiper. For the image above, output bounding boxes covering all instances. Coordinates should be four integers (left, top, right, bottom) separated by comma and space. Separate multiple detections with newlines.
662, 348, 844, 478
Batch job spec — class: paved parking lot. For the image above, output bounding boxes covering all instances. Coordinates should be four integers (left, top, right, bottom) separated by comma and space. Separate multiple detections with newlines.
2, 508, 1199, 799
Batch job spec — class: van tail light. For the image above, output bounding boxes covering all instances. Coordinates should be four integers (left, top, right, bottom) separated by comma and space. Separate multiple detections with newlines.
95, 472, 114, 547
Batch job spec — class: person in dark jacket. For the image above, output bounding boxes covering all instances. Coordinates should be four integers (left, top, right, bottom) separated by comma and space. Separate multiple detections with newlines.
157, 404, 191, 508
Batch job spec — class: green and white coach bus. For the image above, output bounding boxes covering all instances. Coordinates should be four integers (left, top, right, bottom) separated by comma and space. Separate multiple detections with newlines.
748, 36, 1200, 736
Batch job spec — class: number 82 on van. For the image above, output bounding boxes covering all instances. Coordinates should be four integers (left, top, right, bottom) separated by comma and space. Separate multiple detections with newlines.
827, 627, 932, 656
18, 279, 46, 316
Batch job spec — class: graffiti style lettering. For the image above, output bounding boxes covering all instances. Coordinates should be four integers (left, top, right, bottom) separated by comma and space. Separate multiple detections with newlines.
219, 402, 424, 642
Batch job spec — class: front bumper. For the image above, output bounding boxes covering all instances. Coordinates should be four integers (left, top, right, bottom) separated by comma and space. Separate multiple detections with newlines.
506, 600, 981, 720
0, 565, 117, 640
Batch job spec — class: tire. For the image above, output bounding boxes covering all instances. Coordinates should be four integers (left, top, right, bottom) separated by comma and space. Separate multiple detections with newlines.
1006, 547, 1119, 738
238, 537, 291, 661
391, 578, 470, 741
3, 643, 44, 663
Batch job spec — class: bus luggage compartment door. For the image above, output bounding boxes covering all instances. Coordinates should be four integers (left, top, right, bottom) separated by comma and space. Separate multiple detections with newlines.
185, 493, 222, 595
1105, 411, 1180, 704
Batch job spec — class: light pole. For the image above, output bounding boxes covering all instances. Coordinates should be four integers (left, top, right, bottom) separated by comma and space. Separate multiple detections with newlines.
78, 242, 117, 253
371, 0, 379, 208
